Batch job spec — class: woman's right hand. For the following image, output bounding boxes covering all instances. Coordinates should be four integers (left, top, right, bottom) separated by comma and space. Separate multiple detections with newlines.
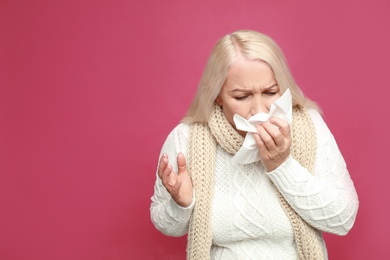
158, 153, 193, 207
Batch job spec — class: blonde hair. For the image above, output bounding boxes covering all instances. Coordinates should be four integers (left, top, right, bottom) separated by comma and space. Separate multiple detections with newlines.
182, 30, 319, 124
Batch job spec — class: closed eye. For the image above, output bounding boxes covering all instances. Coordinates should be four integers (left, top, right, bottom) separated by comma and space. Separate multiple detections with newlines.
264, 91, 278, 96
235, 96, 249, 100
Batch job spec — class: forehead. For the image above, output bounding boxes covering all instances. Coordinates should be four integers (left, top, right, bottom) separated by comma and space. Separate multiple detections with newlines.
224, 57, 276, 89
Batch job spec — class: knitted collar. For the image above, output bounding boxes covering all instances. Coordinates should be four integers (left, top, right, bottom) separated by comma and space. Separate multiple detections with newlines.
186, 105, 324, 260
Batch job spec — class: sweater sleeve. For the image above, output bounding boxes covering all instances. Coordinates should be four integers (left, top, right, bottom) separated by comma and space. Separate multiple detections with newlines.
150, 123, 194, 237
266, 108, 359, 235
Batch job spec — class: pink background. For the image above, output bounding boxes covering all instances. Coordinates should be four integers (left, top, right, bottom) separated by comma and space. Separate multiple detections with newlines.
1, 0, 389, 259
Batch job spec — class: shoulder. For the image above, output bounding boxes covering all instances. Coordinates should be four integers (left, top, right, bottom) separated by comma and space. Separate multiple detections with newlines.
160, 123, 191, 160
306, 107, 334, 146
307, 108, 330, 133
166, 123, 190, 141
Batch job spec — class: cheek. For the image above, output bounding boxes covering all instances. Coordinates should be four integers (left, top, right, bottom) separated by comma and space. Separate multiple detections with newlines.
234, 103, 252, 119
221, 103, 249, 137
222, 106, 236, 125
223, 103, 249, 123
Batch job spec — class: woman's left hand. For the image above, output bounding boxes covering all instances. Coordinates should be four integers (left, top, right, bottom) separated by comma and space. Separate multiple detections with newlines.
253, 117, 292, 172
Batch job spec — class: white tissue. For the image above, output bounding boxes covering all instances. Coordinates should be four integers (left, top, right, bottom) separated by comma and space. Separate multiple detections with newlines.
231, 89, 292, 165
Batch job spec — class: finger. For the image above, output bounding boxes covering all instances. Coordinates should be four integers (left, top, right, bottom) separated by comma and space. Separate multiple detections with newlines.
177, 152, 187, 175
269, 117, 291, 137
167, 166, 177, 187
261, 121, 284, 147
162, 165, 176, 188
253, 131, 267, 154
254, 131, 276, 170
158, 154, 168, 179
256, 124, 277, 150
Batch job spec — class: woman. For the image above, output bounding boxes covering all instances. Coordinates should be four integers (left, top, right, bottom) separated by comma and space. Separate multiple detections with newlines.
150, 30, 359, 259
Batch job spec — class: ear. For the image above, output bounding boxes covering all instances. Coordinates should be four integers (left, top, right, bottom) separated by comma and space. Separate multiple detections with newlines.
216, 96, 223, 107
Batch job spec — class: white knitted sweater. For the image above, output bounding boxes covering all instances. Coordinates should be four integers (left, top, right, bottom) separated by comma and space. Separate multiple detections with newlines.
150, 108, 359, 259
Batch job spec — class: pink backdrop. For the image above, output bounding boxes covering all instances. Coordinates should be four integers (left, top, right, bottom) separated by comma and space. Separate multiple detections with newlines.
1, 0, 389, 259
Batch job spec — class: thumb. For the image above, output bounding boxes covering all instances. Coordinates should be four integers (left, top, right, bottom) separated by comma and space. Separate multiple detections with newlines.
177, 152, 187, 174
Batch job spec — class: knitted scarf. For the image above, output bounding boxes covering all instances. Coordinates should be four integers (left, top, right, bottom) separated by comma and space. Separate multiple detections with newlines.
186, 105, 325, 260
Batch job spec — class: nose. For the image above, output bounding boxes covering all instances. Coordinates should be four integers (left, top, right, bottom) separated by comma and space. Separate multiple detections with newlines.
250, 96, 266, 116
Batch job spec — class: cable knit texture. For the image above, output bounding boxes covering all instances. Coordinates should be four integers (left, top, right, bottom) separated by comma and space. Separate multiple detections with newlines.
186, 105, 324, 260
150, 106, 359, 259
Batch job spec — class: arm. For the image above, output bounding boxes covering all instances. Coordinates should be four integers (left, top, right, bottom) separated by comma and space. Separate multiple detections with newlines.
266, 109, 359, 235
150, 124, 194, 237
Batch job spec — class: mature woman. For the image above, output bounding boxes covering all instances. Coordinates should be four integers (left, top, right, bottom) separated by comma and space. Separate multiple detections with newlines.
150, 30, 359, 259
